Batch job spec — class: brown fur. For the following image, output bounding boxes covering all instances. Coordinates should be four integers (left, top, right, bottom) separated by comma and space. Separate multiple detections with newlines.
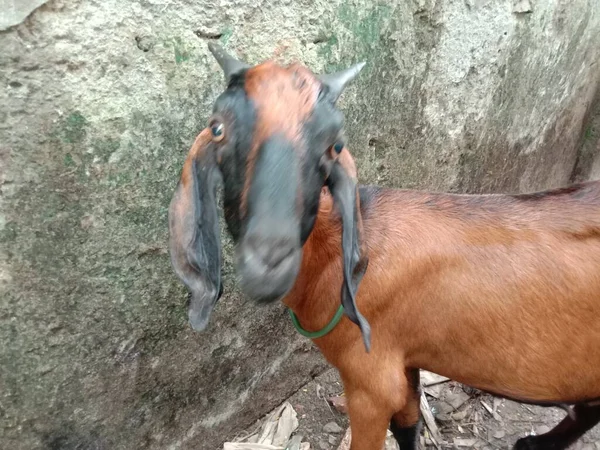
283, 172, 600, 449
240, 62, 321, 217
169, 129, 212, 273
180, 129, 211, 190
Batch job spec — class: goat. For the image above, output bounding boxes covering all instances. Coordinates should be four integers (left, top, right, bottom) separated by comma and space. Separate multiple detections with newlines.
168, 43, 600, 450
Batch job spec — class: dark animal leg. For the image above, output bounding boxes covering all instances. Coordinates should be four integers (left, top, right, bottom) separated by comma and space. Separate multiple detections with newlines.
390, 368, 422, 450
514, 403, 600, 450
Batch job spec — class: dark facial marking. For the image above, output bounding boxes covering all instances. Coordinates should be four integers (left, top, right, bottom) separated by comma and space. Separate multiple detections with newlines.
241, 62, 322, 218
246, 133, 299, 226
209, 77, 257, 241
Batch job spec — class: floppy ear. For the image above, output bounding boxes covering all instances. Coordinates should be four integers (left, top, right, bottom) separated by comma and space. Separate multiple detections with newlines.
326, 149, 371, 352
168, 129, 223, 331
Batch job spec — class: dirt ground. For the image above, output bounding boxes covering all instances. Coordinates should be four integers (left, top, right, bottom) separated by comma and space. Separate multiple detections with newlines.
231, 368, 600, 450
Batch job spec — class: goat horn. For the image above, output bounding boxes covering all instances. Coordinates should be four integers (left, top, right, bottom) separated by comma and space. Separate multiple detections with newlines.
207, 42, 250, 83
318, 62, 366, 103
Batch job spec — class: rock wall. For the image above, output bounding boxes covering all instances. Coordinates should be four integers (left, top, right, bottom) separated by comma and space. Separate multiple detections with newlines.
1, 1, 599, 449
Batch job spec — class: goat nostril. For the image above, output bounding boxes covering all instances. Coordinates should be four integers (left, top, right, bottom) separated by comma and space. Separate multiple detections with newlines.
248, 236, 296, 269
264, 244, 294, 268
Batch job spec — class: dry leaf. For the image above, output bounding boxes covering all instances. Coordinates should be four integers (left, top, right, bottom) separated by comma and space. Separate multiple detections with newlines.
272, 403, 298, 446
445, 391, 470, 410
451, 409, 468, 421
287, 435, 304, 450
424, 384, 444, 399
257, 404, 285, 444
420, 392, 444, 448
336, 428, 352, 450
453, 438, 477, 447
225, 402, 306, 450
481, 400, 501, 421
420, 370, 450, 387
224, 444, 283, 450
384, 429, 399, 450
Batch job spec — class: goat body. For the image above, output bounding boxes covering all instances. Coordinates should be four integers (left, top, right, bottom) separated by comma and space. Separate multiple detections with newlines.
169, 43, 600, 450
284, 181, 600, 449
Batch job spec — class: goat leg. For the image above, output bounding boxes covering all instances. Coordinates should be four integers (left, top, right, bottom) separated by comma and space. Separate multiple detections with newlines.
345, 390, 393, 450
389, 368, 422, 450
513, 403, 600, 450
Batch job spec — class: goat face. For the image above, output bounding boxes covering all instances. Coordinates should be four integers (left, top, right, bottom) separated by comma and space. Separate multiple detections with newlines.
168, 43, 370, 346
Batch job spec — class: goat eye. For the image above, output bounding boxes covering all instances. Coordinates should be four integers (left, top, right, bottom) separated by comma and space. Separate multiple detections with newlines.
333, 141, 344, 154
210, 122, 225, 142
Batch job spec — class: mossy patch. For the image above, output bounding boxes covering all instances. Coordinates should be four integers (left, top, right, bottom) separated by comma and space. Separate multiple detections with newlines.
64, 153, 76, 167
52, 111, 89, 144
316, 34, 339, 69
162, 36, 192, 64
92, 138, 120, 163
584, 125, 596, 141
318, 3, 392, 72
219, 27, 233, 45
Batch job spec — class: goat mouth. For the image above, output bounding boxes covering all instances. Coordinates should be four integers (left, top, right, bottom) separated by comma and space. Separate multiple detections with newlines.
235, 245, 302, 304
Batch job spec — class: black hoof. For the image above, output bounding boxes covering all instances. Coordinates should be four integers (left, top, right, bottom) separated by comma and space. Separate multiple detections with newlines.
513, 435, 560, 450
513, 436, 536, 450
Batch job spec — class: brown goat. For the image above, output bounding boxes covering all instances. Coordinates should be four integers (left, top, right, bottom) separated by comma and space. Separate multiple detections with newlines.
168, 43, 600, 450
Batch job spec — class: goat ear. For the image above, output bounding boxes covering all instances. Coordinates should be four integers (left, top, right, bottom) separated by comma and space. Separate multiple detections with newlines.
168, 129, 223, 332
326, 150, 371, 352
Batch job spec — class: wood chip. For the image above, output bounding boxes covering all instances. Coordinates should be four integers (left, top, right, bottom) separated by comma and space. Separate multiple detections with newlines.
421, 370, 451, 387
336, 428, 351, 450
445, 391, 470, 410
420, 391, 444, 448
424, 384, 444, 399
481, 400, 501, 421
480, 401, 493, 415
246, 434, 259, 443
224, 444, 283, 450
453, 438, 478, 447
493, 398, 502, 412
451, 409, 469, 421
385, 430, 399, 450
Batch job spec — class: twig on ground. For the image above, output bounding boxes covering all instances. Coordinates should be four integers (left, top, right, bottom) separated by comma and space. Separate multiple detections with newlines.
420, 391, 444, 449
336, 427, 352, 450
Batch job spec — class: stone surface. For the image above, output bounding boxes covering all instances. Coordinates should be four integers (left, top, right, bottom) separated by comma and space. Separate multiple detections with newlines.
323, 422, 344, 434
0, 0, 49, 30
1, 1, 599, 450
573, 92, 600, 182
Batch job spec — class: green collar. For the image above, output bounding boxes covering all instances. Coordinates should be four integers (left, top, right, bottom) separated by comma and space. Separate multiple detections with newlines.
287, 305, 345, 339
